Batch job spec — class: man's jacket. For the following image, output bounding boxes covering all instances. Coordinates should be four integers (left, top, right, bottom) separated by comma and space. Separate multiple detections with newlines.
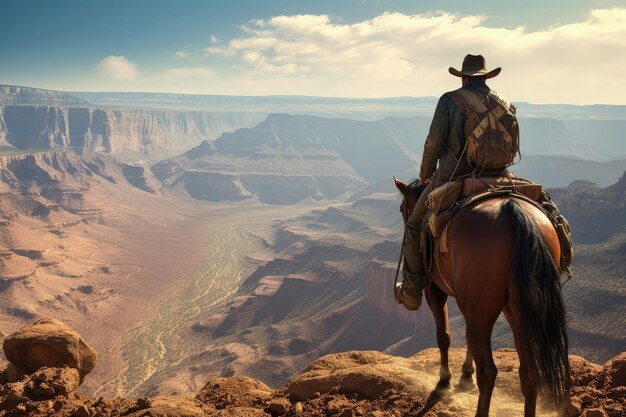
420, 78, 505, 184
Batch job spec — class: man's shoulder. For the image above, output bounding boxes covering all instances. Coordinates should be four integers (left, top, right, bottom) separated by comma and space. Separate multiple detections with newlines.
441, 86, 466, 99
436, 91, 457, 107
445, 86, 512, 111
441, 86, 494, 101
440, 88, 472, 112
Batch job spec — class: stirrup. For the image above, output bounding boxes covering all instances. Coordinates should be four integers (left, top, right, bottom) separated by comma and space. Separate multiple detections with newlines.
394, 282, 422, 310
394, 282, 403, 304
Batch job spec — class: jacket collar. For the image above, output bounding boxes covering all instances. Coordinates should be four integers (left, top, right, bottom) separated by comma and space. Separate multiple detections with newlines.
462, 78, 489, 90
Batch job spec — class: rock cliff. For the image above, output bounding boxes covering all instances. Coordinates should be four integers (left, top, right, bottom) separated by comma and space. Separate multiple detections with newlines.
364, 260, 421, 326
551, 172, 626, 243
151, 114, 424, 204
0, 105, 263, 161
0, 150, 158, 213
555, 172, 626, 216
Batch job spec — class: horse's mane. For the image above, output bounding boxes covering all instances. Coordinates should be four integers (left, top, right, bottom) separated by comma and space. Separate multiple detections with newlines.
405, 179, 425, 200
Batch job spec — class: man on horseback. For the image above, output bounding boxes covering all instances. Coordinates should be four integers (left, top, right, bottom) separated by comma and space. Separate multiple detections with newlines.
396, 54, 511, 310
392, 56, 572, 416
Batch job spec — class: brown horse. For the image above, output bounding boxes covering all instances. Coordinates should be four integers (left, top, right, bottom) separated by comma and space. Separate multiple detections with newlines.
393, 178, 569, 417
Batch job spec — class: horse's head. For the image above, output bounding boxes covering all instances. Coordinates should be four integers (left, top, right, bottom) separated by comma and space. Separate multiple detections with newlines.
393, 176, 425, 224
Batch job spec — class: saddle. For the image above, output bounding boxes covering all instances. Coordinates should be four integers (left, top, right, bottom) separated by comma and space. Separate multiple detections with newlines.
422, 174, 573, 277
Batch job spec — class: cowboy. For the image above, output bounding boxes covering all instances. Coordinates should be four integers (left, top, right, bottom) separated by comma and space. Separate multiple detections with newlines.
395, 54, 509, 310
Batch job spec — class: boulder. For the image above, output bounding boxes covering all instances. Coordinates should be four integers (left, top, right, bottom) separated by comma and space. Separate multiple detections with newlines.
569, 354, 603, 387
284, 350, 432, 401
268, 398, 290, 415
125, 396, 206, 417
196, 376, 273, 410
207, 408, 269, 417
3, 318, 96, 382
597, 352, 626, 389
5, 363, 26, 383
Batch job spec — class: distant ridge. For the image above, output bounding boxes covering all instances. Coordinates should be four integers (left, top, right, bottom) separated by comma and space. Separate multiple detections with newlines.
0, 85, 88, 106
1, 84, 626, 120
72, 90, 626, 120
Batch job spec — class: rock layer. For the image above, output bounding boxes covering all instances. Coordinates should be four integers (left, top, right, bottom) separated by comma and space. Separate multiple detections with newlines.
0, 105, 263, 160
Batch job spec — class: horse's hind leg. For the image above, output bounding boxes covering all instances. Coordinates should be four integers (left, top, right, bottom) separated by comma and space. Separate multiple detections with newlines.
504, 306, 538, 417
466, 320, 497, 417
458, 349, 476, 390
425, 284, 452, 393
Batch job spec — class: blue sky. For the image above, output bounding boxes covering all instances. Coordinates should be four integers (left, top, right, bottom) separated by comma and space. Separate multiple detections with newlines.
1, 0, 625, 103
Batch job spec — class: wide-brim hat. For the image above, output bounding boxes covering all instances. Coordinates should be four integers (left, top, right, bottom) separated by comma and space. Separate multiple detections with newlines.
449, 54, 501, 79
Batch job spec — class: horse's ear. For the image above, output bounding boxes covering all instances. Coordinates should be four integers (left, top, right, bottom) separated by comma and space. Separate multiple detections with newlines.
393, 176, 407, 194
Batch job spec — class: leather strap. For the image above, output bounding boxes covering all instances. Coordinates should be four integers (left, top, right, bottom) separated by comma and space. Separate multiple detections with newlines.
454, 188, 545, 216
448, 89, 513, 143
451, 89, 488, 113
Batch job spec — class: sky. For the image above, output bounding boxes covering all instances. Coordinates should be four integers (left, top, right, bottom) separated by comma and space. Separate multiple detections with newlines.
1, 0, 625, 104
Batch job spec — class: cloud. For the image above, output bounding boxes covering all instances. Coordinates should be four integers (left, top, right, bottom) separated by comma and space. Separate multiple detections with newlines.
203, 8, 626, 103
97, 55, 138, 80
175, 51, 189, 58
163, 67, 215, 78
210, 34, 220, 43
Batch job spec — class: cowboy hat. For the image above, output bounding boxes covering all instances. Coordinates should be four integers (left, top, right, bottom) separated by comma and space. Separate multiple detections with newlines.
449, 54, 501, 79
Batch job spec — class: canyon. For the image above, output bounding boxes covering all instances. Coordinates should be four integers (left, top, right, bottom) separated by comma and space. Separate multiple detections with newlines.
125, 173, 624, 396
0, 85, 624, 413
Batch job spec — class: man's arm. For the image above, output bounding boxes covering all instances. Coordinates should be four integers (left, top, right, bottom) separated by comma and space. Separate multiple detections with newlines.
419, 95, 450, 182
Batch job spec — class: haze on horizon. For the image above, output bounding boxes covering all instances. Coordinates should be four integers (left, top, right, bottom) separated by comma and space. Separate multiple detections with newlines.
1, 0, 625, 105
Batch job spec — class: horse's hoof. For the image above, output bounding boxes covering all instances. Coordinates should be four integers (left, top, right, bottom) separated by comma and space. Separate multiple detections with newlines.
435, 381, 453, 400
457, 374, 476, 392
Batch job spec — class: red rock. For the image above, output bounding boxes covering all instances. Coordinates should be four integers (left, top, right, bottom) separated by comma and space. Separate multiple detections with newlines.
339, 409, 355, 417
566, 396, 582, 417
582, 409, 607, 417
570, 355, 602, 387
196, 376, 273, 409
6, 363, 25, 383
136, 397, 151, 409
53, 400, 64, 412
599, 353, 626, 389
30, 367, 80, 399
73, 405, 91, 417
3, 318, 96, 383
579, 393, 595, 407
268, 398, 290, 415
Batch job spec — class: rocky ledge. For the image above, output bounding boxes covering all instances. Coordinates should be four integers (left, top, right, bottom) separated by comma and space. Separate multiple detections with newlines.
0, 318, 623, 417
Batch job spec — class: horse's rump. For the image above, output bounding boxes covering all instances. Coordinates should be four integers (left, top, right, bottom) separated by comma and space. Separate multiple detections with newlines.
428, 196, 561, 296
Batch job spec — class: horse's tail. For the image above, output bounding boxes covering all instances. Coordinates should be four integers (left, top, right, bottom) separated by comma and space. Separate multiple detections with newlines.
504, 199, 570, 404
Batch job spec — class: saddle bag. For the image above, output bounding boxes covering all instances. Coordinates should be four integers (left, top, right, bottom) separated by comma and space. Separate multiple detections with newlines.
462, 177, 543, 201
427, 181, 462, 211
427, 210, 451, 238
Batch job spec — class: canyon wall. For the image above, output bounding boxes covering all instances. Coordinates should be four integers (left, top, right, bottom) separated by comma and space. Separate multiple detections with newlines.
0, 105, 264, 161
555, 172, 626, 216
364, 260, 421, 326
